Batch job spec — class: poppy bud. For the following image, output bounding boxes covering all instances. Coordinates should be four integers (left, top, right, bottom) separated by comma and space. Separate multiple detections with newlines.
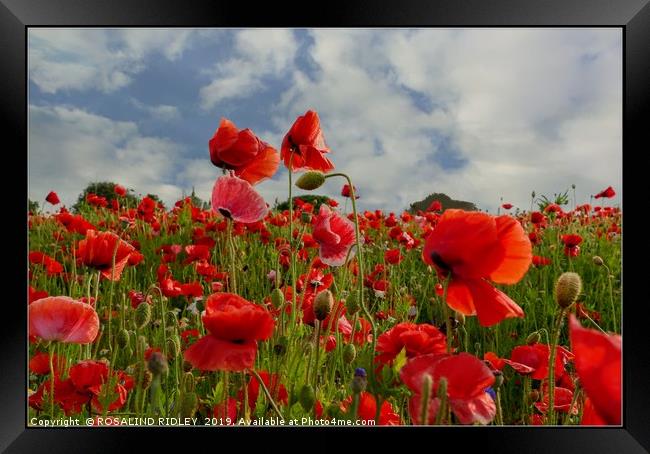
351, 368, 367, 394
166, 311, 177, 326
592, 256, 604, 266
313, 290, 333, 321
117, 328, 130, 348
528, 389, 540, 403
182, 372, 195, 392
195, 298, 205, 312
178, 391, 199, 419
274, 335, 289, 356
301, 212, 312, 223
299, 384, 316, 410
135, 302, 151, 329
166, 337, 180, 359
343, 344, 356, 364
270, 288, 284, 309
182, 360, 194, 373
346, 290, 360, 315
407, 305, 418, 320
493, 370, 504, 388
455, 312, 465, 326
295, 171, 326, 191
147, 351, 169, 377
554, 272, 582, 309
526, 331, 541, 345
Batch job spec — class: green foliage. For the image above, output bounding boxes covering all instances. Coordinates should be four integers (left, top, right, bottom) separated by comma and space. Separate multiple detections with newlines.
275, 194, 331, 211
536, 190, 570, 211
28, 199, 39, 214
408, 192, 477, 213
73, 181, 139, 213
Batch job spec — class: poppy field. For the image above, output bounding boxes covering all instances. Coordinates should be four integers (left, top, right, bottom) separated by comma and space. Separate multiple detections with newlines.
28, 110, 622, 427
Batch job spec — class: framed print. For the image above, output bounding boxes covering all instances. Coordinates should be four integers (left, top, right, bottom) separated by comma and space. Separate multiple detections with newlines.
3, 0, 649, 452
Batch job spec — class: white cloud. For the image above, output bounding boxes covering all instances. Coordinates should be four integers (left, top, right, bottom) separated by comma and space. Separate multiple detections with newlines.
260, 28, 622, 212
28, 104, 189, 208
29, 29, 196, 94
199, 29, 299, 110
130, 98, 180, 121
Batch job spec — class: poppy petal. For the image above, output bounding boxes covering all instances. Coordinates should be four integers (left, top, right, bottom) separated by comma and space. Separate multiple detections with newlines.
237, 143, 280, 185
489, 216, 532, 284
464, 278, 524, 327
183, 335, 257, 372
29, 296, 100, 344
211, 175, 268, 224
445, 279, 476, 316
449, 392, 496, 425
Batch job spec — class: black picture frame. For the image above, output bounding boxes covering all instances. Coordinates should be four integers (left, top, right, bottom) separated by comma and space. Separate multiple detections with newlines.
4, 1, 649, 452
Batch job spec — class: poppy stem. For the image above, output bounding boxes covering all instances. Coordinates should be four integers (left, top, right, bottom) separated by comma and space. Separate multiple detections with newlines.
49, 342, 55, 418
441, 275, 452, 353
419, 375, 432, 425
287, 154, 298, 332
324, 173, 376, 355
242, 372, 250, 424
350, 392, 360, 421
313, 320, 322, 390
227, 220, 237, 294
495, 388, 504, 425
547, 308, 566, 425
250, 369, 284, 421
603, 264, 617, 333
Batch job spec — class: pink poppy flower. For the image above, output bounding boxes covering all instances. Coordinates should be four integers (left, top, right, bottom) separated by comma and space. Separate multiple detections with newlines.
312, 204, 358, 266
211, 174, 268, 224
29, 296, 100, 344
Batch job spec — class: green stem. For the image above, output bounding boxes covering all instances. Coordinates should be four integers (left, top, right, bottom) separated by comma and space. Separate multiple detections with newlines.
547, 308, 565, 425
250, 369, 284, 420
228, 220, 237, 294
313, 320, 322, 390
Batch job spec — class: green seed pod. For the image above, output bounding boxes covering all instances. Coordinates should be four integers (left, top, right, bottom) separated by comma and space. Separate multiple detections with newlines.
270, 288, 284, 309
493, 370, 504, 389
166, 311, 177, 327
299, 384, 316, 411
592, 256, 604, 266
166, 337, 180, 359
528, 389, 540, 403
137, 335, 148, 357
554, 272, 582, 309
313, 290, 334, 321
116, 328, 130, 349
134, 302, 151, 329
346, 290, 360, 315
295, 171, 326, 191
178, 392, 199, 419
526, 331, 541, 345
182, 372, 195, 393
343, 343, 356, 364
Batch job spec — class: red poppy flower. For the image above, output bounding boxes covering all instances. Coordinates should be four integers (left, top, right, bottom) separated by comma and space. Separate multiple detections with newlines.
341, 184, 359, 199
312, 204, 357, 267
29, 296, 99, 344
29, 251, 64, 276
400, 353, 496, 425
45, 191, 60, 205
29, 352, 66, 375
427, 200, 442, 212
502, 203, 513, 210
561, 234, 582, 257
29, 286, 49, 304
532, 255, 551, 266
422, 210, 532, 326
340, 392, 401, 425
240, 371, 288, 414
212, 397, 238, 423
384, 248, 403, 265
376, 322, 447, 365
503, 343, 574, 380
211, 174, 268, 224
209, 118, 279, 185
183, 293, 275, 371
569, 315, 621, 425
535, 385, 578, 415
483, 352, 505, 371
281, 110, 334, 172
76, 230, 135, 281
530, 212, 546, 225
594, 186, 616, 199
114, 184, 127, 196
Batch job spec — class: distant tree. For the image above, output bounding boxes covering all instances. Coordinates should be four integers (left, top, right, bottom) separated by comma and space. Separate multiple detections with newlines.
28, 199, 39, 214
275, 194, 331, 211
408, 193, 477, 214
73, 181, 139, 213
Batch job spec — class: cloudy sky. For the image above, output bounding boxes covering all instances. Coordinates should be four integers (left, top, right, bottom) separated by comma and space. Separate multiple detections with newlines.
28, 28, 622, 213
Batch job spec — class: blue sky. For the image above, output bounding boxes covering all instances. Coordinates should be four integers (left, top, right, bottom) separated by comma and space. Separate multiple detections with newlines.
28, 28, 622, 213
